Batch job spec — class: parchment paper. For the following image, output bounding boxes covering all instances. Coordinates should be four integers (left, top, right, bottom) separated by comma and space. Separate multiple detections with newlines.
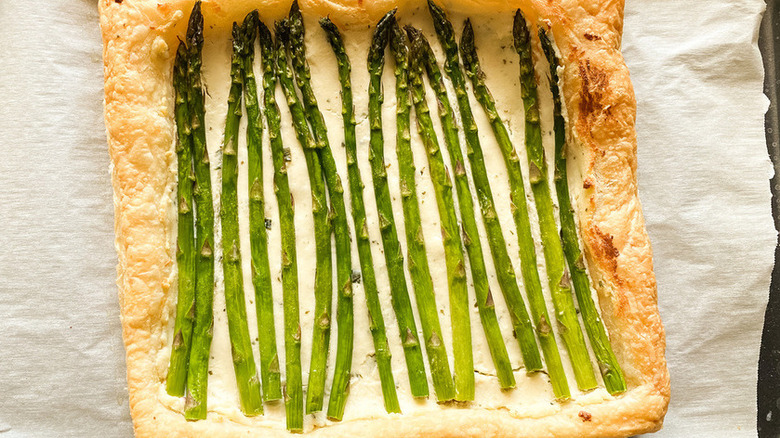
0, 0, 772, 436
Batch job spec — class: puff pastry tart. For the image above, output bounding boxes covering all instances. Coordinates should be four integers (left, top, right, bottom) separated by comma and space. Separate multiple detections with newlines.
100, 0, 669, 436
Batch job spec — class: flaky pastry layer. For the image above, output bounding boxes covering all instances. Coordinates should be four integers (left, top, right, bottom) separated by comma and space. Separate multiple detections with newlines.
99, 0, 669, 436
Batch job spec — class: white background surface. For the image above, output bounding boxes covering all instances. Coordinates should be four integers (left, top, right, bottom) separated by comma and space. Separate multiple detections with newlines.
0, 0, 773, 437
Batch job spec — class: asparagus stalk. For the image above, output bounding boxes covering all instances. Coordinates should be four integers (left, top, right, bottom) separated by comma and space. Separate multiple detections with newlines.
240, 11, 283, 403
512, 12, 597, 392
538, 28, 627, 395
184, 2, 215, 419
167, 42, 197, 398
367, 10, 429, 398
221, 23, 264, 416
457, 16, 572, 398
319, 17, 401, 414
286, 3, 355, 419
277, 18, 333, 427
258, 20, 303, 431
389, 22, 456, 402
276, 19, 334, 418
407, 26, 474, 402
408, 26, 515, 391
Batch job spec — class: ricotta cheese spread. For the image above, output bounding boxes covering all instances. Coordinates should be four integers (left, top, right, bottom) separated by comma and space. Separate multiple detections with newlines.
158, 7, 612, 430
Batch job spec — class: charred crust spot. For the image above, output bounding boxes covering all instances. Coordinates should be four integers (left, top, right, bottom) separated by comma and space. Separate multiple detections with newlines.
596, 229, 620, 259
583, 178, 593, 189
593, 226, 620, 278
578, 60, 609, 123
114, 0, 123, 3
579, 411, 592, 421
584, 33, 601, 41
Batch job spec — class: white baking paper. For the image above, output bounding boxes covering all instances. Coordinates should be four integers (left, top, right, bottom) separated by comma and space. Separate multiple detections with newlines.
0, 0, 772, 437
624, 1, 774, 436
0, 0, 134, 436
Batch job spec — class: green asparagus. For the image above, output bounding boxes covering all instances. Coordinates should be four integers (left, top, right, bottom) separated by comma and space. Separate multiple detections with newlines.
184, 2, 215, 420
286, 2, 355, 419
538, 27, 627, 395
457, 15, 573, 398
320, 16, 401, 414
407, 25, 474, 402
513, 12, 597, 392
409, 26, 515, 391
278, 18, 330, 429
167, 42, 197, 398
389, 21, 456, 402
259, 20, 303, 431
276, 18, 334, 418
367, 10, 429, 398
221, 23, 264, 416
240, 11, 283, 403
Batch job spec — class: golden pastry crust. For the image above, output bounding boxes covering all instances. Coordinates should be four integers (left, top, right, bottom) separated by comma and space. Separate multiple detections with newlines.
100, 0, 669, 436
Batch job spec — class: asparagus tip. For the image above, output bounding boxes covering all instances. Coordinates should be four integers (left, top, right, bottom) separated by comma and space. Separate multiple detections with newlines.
513, 8, 526, 25
290, 0, 300, 16
538, 27, 550, 46
403, 24, 421, 42
241, 22, 257, 56
368, 9, 396, 65
378, 8, 397, 28
459, 19, 475, 67
232, 21, 241, 42
538, 27, 558, 69
513, 9, 531, 53
242, 9, 259, 34
186, 1, 204, 48
462, 18, 473, 42
319, 16, 333, 29
244, 9, 259, 22
427, 0, 442, 16
257, 17, 272, 42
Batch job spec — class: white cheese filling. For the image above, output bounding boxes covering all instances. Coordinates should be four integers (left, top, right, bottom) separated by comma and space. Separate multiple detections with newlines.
158, 8, 613, 430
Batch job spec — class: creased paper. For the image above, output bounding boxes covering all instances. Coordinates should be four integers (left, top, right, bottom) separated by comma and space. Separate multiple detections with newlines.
624, 1, 772, 436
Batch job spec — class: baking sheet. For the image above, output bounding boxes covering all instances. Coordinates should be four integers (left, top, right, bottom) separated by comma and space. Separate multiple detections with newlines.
0, 0, 772, 436
757, 1, 780, 436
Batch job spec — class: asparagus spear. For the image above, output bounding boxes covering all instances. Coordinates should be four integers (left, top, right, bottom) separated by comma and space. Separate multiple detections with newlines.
277, 18, 332, 426
457, 17, 572, 398
407, 26, 474, 402
389, 21, 456, 402
408, 26, 515, 391
221, 23, 264, 416
538, 28, 627, 395
367, 10, 429, 398
286, 3, 355, 419
184, 2, 215, 420
512, 12, 597, 392
240, 12, 283, 403
259, 20, 303, 431
319, 17, 401, 414
276, 20, 333, 419
167, 42, 197, 398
